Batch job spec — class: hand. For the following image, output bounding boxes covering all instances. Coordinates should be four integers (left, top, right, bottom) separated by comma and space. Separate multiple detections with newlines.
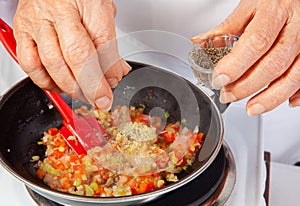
13, 0, 131, 110
192, 0, 300, 116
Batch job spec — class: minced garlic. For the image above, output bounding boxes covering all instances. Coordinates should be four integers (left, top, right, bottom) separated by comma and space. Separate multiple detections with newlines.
119, 122, 157, 142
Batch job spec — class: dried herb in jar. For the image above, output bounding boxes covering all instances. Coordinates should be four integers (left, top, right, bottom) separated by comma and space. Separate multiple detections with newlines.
193, 47, 231, 69
190, 47, 232, 87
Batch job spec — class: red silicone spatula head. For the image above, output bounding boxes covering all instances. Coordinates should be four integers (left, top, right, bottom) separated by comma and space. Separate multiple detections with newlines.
0, 18, 109, 156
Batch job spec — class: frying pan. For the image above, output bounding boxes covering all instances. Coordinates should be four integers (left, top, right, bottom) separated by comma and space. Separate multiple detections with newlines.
0, 25, 224, 206
0, 62, 224, 205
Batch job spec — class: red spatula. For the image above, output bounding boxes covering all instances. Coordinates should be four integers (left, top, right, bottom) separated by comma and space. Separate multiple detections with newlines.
0, 18, 109, 156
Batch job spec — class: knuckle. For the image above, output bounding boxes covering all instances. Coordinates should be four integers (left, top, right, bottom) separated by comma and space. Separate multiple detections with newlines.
18, 54, 39, 73
260, 57, 286, 79
58, 83, 77, 96
40, 49, 64, 69
38, 80, 55, 90
93, 35, 111, 47
222, 52, 247, 80
287, 64, 300, 86
247, 28, 273, 54
31, 74, 54, 90
103, 60, 124, 80
65, 43, 93, 67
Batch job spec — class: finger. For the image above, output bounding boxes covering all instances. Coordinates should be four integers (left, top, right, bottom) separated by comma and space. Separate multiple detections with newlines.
219, 21, 300, 103
97, 39, 131, 87
211, 0, 288, 89
16, 32, 61, 93
104, 59, 131, 88
289, 89, 300, 108
35, 22, 87, 102
81, 0, 131, 86
112, 0, 117, 17
54, 11, 113, 110
246, 55, 300, 116
191, 0, 255, 43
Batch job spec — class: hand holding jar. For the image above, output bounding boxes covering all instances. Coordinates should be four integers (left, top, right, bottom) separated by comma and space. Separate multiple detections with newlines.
192, 0, 300, 116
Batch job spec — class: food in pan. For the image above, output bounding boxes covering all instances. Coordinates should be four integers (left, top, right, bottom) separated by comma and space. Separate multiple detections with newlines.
34, 105, 204, 197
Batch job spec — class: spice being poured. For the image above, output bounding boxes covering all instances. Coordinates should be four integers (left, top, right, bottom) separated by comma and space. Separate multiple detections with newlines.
189, 34, 239, 88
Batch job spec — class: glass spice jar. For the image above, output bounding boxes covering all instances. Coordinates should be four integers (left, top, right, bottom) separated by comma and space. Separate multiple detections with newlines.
188, 34, 239, 88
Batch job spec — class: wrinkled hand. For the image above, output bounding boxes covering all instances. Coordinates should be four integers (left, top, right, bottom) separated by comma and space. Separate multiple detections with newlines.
14, 0, 131, 110
192, 0, 300, 116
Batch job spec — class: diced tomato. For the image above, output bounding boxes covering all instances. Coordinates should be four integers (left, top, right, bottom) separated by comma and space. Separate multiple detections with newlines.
54, 138, 66, 147
135, 117, 148, 124
179, 158, 187, 167
146, 182, 155, 191
53, 162, 65, 170
169, 124, 180, 132
102, 173, 109, 180
135, 181, 156, 194
37, 169, 45, 179
48, 127, 59, 135
197, 133, 204, 142
63, 173, 72, 179
137, 182, 148, 193
73, 164, 85, 171
94, 187, 104, 195
61, 179, 72, 189
49, 149, 64, 158
161, 131, 175, 143
69, 154, 78, 162
152, 173, 160, 178
74, 173, 84, 180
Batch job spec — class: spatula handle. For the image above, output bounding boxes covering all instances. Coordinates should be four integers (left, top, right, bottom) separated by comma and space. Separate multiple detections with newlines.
0, 18, 18, 62
0, 18, 76, 123
43, 90, 76, 123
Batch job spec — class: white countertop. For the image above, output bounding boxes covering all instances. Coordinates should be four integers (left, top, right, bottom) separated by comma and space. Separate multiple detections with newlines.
270, 162, 300, 206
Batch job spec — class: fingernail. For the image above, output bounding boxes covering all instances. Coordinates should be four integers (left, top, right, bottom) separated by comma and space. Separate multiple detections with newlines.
107, 77, 118, 88
247, 103, 265, 116
191, 33, 208, 43
289, 98, 300, 108
219, 91, 237, 103
124, 61, 132, 71
212, 74, 231, 89
95, 96, 112, 111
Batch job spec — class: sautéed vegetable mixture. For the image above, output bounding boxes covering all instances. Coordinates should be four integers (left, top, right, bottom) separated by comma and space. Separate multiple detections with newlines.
34, 106, 204, 197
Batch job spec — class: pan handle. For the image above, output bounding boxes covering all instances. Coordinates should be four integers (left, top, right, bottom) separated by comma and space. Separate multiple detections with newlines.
211, 89, 229, 113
